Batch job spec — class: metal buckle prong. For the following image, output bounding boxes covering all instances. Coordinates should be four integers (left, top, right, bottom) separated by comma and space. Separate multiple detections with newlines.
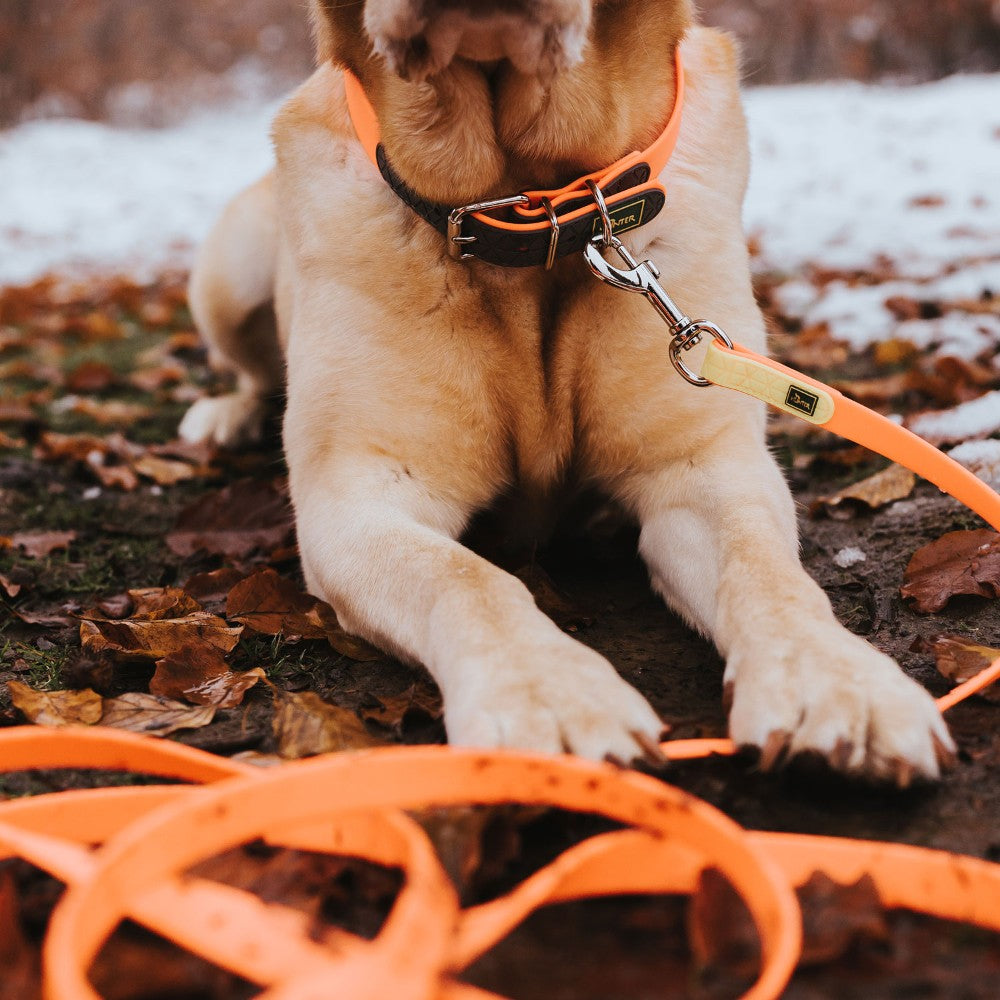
447, 194, 531, 260
583, 234, 734, 386
540, 197, 560, 271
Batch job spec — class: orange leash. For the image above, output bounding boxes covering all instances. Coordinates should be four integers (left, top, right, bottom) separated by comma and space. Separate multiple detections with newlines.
1, 354, 998, 998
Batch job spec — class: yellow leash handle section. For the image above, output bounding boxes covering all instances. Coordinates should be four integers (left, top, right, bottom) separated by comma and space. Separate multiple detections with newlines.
701, 340, 1000, 529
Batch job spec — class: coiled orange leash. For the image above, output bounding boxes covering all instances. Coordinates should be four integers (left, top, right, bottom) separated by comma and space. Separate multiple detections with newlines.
0, 352, 998, 999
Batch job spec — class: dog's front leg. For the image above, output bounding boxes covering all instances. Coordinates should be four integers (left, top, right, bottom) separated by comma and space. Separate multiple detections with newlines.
626, 433, 955, 782
291, 462, 664, 762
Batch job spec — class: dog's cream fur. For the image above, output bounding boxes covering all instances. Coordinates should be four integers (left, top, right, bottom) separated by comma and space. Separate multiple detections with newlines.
181, 0, 954, 780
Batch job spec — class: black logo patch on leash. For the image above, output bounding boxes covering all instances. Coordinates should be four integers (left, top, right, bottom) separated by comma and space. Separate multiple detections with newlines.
785, 384, 820, 417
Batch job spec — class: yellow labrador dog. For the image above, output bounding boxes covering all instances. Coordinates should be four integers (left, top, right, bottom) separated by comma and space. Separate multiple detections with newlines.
181, 0, 954, 781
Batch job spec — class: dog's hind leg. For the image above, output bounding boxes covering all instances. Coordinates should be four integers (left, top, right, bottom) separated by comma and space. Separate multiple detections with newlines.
180, 172, 284, 447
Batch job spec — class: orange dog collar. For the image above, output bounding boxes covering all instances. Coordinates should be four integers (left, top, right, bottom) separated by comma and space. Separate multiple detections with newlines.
344, 50, 685, 267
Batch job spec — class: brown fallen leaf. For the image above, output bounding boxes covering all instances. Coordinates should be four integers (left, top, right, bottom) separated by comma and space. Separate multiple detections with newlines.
167, 479, 293, 559
227, 568, 381, 659
4, 530, 77, 559
150, 642, 230, 697
13, 606, 77, 628
811, 464, 916, 519
901, 529, 1000, 613
131, 453, 200, 486
796, 870, 889, 965
80, 613, 243, 661
270, 688, 385, 759
0, 868, 41, 1000
7, 680, 103, 727
151, 645, 265, 708
360, 682, 444, 731
65, 359, 116, 392
226, 568, 327, 639
927, 634, 1000, 703
688, 867, 759, 981
100, 692, 216, 736
185, 667, 266, 709
183, 567, 247, 606
0, 429, 27, 449
0, 572, 23, 598
126, 586, 203, 620
62, 396, 153, 426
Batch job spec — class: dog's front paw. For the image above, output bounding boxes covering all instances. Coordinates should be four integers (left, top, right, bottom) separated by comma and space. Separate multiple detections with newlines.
726, 630, 956, 785
178, 392, 266, 448
443, 639, 665, 766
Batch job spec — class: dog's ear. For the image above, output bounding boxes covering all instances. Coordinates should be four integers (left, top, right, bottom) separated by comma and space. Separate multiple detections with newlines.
310, 0, 371, 76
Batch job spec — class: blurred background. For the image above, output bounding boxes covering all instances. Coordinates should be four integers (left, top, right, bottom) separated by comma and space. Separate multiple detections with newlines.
3, 0, 1000, 127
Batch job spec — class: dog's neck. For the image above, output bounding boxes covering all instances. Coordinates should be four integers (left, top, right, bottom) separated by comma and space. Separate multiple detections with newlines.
314, 0, 692, 205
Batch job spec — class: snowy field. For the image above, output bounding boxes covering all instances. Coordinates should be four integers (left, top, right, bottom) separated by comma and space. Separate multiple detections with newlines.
1, 72, 998, 355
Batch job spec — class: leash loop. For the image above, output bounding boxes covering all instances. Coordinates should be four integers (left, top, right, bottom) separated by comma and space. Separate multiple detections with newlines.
583, 232, 733, 384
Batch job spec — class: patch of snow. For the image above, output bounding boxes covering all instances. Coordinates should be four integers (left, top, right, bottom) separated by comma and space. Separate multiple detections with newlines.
947, 439, 1000, 489
833, 546, 867, 568
0, 100, 280, 286
908, 391, 1000, 445
744, 75, 1000, 276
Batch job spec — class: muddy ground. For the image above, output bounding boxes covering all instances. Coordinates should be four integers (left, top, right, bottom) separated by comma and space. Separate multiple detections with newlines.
0, 274, 998, 998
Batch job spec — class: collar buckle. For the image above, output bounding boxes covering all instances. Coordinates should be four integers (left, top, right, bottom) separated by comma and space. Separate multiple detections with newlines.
447, 194, 531, 260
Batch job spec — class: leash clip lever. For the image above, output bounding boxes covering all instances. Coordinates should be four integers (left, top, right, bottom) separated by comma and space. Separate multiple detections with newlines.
583, 235, 733, 386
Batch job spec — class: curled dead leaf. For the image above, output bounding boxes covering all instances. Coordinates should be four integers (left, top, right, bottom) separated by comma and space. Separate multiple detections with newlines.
901, 529, 1000, 613
926, 634, 1000, 703
226, 568, 327, 640
226, 568, 381, 659
7, 680, 102, 727
151, 645, 264, 708
100, 692, 215, 736
811, 464, 916, 519
80, 612, 242, 661
360, 683, 443, 732
269, 687, 385, 759
5, 530, 77, 559
126, 587, 203, 621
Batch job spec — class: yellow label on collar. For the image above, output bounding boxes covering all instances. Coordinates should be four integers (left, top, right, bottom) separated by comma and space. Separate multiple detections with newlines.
592, 199, 645, 237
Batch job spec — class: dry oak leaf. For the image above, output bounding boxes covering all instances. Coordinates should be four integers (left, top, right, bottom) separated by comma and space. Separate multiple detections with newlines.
80, 613, 242, 661
270, 687, 386, 759
127, 586, 203, 620
811, 464, 916, 519
901, 529, 1000, 613
226, 568, 328, 639
7, 680, 103, 727
100, 691, 215, 736
227, 568, 381, 659
3, 530, 76, 559
152, 645, 265, 708
928, 634, 1000, 703
167, 479, 293, 559
184, 667, 266, 709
